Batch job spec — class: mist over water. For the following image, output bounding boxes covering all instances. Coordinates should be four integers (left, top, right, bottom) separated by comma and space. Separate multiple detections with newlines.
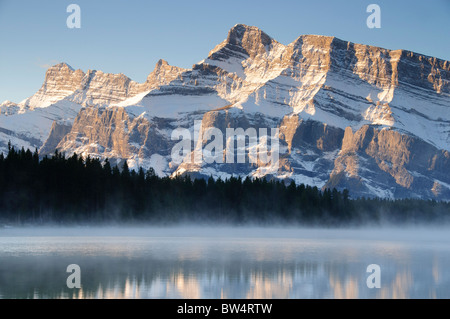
1, 226, 450, 299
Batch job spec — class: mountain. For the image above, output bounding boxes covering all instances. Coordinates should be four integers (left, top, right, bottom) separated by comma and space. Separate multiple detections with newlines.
1, 24, 449, 200
0, 60, 186, 155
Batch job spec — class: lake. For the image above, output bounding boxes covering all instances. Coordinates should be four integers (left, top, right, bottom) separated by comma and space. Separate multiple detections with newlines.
0, 226, 449, 299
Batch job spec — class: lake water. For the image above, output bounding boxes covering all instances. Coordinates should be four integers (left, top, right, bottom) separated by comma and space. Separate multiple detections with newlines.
0, 226, 449, 299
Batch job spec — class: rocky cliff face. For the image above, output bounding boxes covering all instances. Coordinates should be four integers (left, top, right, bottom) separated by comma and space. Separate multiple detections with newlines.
326, 125, 450, 199
21, 63, 85, 110
19, 60, 186, 110
1, 24, 449, 200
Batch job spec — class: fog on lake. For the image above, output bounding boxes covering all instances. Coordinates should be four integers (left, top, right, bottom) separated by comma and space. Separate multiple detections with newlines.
0, 226, 449, 299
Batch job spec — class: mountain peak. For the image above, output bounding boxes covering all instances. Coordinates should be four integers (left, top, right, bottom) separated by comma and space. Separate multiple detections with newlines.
153, 59, 173, 73
44, 62, 80, 83
146, 59, 186, 86
207, 24, 278, 61
50, 62, 75, 72
1, 100, 14, 106
228, 23, 258, 34
156, 59, 169, 67
226, 24, 273, 47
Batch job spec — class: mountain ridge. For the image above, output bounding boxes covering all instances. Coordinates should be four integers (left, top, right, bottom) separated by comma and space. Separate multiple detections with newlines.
1, 24, 449, 200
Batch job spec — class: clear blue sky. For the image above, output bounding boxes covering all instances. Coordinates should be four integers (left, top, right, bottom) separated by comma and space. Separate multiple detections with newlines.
0, 0, 449, 103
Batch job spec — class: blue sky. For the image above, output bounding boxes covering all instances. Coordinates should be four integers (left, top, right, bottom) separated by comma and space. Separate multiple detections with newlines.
0, 0, 449, 103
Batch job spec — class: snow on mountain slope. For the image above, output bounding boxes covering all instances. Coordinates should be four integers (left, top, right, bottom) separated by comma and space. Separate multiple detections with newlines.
0, 99, 82, 153
0, 101, 19, 115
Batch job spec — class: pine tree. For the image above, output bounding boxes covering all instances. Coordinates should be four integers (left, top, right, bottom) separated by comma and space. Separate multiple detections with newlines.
121, 161, 130, 178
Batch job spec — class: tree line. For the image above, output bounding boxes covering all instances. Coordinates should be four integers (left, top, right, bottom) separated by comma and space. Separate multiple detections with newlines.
0, 144, 449, 225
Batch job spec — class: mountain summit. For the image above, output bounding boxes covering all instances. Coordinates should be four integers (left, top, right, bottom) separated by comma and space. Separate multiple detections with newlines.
1, 24, 449, 200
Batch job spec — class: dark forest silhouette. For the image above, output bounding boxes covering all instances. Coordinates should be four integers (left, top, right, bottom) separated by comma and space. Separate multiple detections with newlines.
0, 143, 449, 225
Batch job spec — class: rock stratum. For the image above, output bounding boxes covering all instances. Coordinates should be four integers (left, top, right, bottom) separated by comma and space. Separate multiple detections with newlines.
1, 24, 449, 200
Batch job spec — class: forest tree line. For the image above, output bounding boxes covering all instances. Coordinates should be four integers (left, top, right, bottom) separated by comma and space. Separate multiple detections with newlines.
0, 144, 449, 225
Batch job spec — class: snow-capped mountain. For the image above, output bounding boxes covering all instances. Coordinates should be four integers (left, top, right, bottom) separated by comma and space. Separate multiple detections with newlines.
1, 24, 449, 200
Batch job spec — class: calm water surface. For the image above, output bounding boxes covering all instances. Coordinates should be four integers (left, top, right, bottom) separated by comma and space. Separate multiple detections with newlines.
0, 226, 449, 299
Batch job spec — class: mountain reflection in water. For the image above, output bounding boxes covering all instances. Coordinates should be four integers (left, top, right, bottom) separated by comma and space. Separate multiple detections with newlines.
0, 227, 449, 299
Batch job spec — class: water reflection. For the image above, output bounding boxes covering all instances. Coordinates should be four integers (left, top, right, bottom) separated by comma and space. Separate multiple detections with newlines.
0, 228, 450, 299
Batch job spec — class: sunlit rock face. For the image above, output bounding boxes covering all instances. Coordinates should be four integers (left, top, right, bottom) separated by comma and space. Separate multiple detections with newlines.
325, 126, 450, 199
1, 24, 449, 200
